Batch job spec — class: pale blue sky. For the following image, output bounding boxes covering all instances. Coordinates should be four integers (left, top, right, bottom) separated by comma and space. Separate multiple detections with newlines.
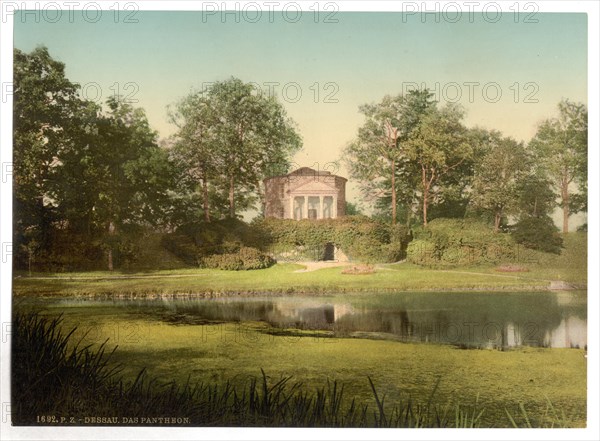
14, 11, 588, 218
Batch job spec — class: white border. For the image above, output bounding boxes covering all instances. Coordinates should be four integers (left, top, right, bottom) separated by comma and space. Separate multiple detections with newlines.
1, 1, 598, 440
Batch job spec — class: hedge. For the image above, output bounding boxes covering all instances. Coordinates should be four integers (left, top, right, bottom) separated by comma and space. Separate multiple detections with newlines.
256, 216, 410, 263
162, 216, 411, 266
407, 218, 517, 267
201, 247, 275, 271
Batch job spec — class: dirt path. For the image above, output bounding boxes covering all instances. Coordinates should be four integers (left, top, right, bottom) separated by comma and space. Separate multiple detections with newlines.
293, 261, 352, 273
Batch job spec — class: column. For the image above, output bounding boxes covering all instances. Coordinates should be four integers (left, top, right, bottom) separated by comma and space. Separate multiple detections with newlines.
319, 195, 323, 219
333, 196, 337, 218
289, 196, 294, 220
303, 195, 307, 219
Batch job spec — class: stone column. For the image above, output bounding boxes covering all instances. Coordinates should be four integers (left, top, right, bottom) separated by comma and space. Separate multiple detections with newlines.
303, 195, 307, 219
289, 196, 294, 220
319, 195, 323, 219
333, 196, 337, 218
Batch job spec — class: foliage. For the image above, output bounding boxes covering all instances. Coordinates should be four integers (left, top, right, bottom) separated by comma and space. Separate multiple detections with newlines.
407, 218, 516, 267
201, 247, 275, 271
258, 216, 410, 263
515, 174, 556, 220
529, 99, 587, 232
168, 78, 302, 220
161, 218, 268, 266
511, 217, 563, 254
345, 201, 363, 216
163, 217, 409, 266
469, 133, 530, 231
344, 90, 435, 224
13, 46, 178, 271
406, 105, 473, 226
13, 46, 83, 268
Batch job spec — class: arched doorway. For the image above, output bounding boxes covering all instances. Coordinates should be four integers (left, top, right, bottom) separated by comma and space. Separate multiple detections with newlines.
323, 242, 335, 261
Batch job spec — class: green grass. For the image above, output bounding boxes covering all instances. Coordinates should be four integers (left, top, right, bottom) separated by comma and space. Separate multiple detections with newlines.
13, 233, 586, 297
10, 262, 575, 298
12, 311, 586, 427
433, 233, 587, 285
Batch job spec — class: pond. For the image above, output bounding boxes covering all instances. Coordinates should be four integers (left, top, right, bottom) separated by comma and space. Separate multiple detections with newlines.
19, 290, 587, 350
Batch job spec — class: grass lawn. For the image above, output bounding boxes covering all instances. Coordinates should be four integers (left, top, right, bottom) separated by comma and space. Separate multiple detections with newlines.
12, 233, 586, 297
12, 263, 550, 297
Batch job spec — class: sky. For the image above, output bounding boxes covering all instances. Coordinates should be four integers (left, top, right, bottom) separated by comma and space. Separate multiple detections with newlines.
12, 8, 588, 221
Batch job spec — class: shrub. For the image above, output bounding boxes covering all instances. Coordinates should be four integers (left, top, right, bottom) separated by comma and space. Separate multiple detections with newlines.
163, 217, 410, 266
257, 216, 409, 263
201, 247, 275, 271
408, 218, 516, 267
511, 217, 563, 254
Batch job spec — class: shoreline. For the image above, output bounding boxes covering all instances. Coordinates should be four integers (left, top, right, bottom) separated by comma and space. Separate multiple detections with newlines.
13, 283, 585, 300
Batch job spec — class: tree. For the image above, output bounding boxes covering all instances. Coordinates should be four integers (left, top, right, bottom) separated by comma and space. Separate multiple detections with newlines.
529, 100, 587, 233
56, 96, 174, 270
170, 78, 302, 220
345, 201, 363, 216
13, 46, 81, 257
211, 78, 302, 218
405, 104, 473, 226
168, 91, 220, 222
344, 90, 434, 224
516, 174, 556, 220
470, 133, 529, 231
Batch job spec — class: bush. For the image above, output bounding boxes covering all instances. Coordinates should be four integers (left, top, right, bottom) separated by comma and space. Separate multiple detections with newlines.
257, 216, 410, 263
162, 219, 270, 266
408, 218, 516, 267
511, 217, 563, 254
162, 217, 410, 265
201, 247, 275, 271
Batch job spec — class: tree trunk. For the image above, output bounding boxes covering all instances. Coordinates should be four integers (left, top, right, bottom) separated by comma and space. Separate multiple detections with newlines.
562, 180, 569, 233
202, 172, 210, 222
423, 192, 428, 227
229, 175, 235, 218
391, 158, 396, 225
421, 167, 429, 227
494, 211, 501, 232
107, 221, 115, 271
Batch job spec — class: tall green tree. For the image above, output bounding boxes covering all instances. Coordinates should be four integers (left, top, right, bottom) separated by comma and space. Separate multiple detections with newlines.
405, 104, 473, 226
529, 99, 587, 233
170, 78, 302, 220
56, 96, 174, 270
470, 133, 529, 231
344, 90, 434, 224
13, 46, 81, 252
168, 91, 220, 222
95, 97, 174, 269
210, 78, 302, 218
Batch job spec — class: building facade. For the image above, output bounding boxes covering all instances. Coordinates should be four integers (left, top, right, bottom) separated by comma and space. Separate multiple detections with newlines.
264, 167, 347, 219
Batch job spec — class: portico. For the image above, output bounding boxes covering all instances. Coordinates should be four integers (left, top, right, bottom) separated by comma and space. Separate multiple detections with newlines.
263, 167, 347, 220
290, 195, 338, 220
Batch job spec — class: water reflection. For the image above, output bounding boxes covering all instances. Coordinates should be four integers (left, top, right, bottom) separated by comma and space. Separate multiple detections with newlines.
46, 291, 586, 349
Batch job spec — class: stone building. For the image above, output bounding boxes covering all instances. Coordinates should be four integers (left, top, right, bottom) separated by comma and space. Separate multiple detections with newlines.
263, 167, 347, 219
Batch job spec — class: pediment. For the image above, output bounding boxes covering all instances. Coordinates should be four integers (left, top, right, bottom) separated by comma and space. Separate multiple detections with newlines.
289, 180, 337, 195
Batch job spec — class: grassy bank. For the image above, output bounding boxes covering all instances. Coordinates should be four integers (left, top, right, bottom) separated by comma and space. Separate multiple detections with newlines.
13, 233, 586, 297
12, 264, 550, 298
12, 312, 586, 427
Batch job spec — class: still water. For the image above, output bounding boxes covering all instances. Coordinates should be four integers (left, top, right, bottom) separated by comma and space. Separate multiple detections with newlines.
25, 291, 587, 350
